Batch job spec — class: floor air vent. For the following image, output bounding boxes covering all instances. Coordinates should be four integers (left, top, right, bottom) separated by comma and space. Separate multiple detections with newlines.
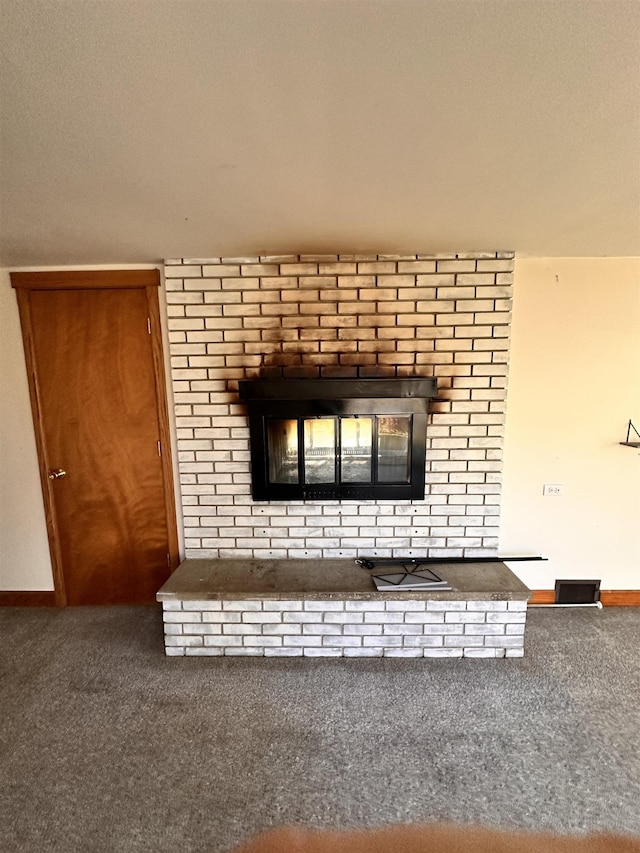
555, 580, 601, 605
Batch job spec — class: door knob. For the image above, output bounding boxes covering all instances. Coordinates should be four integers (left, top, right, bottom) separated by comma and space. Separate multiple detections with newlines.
48, 469, 66, 480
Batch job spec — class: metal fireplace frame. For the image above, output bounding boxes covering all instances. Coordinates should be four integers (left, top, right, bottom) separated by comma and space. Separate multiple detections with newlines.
238, 378, 438, 501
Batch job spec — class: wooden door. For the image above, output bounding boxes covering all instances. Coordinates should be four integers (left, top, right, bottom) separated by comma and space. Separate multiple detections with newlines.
11, 270, 179, 605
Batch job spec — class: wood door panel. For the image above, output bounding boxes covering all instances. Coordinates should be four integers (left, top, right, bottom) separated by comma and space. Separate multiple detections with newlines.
29, 287, 171, 604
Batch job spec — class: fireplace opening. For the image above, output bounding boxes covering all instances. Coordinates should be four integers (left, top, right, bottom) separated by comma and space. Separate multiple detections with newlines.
239, 378, 437, 501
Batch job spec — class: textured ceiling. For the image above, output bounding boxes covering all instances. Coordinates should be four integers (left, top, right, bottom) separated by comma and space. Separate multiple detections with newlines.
1, 0, 639, 266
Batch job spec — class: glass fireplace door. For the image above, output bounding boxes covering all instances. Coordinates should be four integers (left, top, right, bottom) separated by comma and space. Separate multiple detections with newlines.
266, 419, 298, 484
241, 377, 435, 499
340, 417, 373, 483
303, 418, 336, 484
260, 409, 424, 499
377, 416, 411, 483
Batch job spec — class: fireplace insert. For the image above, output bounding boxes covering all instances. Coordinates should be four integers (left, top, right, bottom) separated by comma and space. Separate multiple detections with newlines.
238, 378, 437, 501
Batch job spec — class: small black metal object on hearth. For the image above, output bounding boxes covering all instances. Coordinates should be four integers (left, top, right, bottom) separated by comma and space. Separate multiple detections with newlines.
356, 557, 452, 591
355, 555, 547, 592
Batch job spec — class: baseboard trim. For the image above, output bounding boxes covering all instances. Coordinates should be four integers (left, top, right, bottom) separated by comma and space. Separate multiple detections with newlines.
0, 591, 57, 606
531, 590, 640, 606
530, 590, 556, 605
600, 591, 640, 606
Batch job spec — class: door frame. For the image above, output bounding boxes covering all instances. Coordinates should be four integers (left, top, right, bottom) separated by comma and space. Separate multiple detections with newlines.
10, 269, 180, 606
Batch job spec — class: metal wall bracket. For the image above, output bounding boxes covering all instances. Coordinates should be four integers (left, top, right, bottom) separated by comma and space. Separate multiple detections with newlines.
620, 419, 640, 448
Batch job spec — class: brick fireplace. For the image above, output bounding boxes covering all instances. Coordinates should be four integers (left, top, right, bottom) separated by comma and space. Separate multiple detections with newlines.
164, 252, 514, 560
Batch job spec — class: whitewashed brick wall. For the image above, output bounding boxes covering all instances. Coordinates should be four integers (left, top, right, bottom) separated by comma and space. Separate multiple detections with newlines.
163, 252, 514, 559
161, 597, 527, 658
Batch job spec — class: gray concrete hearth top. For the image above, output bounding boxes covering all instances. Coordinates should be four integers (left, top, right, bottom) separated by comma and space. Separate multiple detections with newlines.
157, 559, 531, 603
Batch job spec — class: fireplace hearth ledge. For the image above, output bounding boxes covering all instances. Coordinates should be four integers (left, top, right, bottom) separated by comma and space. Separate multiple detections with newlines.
157, 559, 531, 658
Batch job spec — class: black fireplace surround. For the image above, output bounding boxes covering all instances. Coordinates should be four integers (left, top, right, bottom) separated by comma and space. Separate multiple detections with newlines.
238, 378, 438, 501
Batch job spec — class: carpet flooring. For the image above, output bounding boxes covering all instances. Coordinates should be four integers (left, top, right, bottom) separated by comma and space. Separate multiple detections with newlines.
0, 605, 639, 853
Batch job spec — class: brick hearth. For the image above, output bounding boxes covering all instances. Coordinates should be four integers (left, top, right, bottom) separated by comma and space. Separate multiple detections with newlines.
157, 559, 530, 658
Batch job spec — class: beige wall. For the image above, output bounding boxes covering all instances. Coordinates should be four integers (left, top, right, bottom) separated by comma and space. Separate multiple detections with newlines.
0, 266, 182, 592
501, 258, 640, 590
0, 269, 53, 589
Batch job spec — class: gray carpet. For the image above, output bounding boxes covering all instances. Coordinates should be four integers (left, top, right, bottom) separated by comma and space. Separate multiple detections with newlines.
0, 605, 639, 853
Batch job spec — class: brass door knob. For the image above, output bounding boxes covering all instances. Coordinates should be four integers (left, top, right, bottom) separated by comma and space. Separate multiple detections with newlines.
48, 469, 67, 480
